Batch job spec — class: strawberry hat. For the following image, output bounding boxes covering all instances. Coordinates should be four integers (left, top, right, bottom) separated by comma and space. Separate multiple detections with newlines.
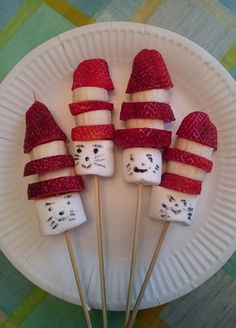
176, 111, 217, 150
126, 49, 173, 94
24, 101, 67, 153
72, 58, 114, 91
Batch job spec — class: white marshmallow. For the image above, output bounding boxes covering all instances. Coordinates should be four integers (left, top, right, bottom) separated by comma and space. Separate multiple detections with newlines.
31, 141, 67, 160
73, 87, 108, 102
122, 147, 162, 185
125, 118, 164, 129
74, 140, 114, 177
35, 193, 87, 235
75, 110, 112, 126
131, 89, 171, 103
148, 186, 199, 225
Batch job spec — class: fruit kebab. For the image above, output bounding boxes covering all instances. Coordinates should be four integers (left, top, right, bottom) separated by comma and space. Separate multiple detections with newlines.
114, 49, 175, 325
126, 111, 217, 328
69, 59, 115, 328
23, 101, 92, 328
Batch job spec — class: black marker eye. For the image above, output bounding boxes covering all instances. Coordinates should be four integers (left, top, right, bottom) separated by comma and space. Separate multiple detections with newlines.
146, 154, 153, 163
67, 201, 70, 205
48, 207, 52, 212
93, 148, 99, 154
77, 148, 82, 154
130, 155, 134, 161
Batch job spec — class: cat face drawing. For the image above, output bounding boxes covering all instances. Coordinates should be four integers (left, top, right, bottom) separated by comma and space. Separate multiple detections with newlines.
74, 140, 114, 176
35, 193, 87, 235
160, 195, 194, 223
123, 147, 162, 185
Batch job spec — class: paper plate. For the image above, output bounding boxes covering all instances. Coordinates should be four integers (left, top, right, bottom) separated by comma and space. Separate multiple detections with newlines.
0, 22, 236, 310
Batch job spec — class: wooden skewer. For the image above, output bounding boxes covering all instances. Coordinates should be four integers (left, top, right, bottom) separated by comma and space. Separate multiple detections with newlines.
64, 231, 92, 328
124, 183, 143, 326
126, 221, 170, 328
94, 175, 108, 328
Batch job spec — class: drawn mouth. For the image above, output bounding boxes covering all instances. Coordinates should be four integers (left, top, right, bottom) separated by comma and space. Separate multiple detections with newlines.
133, 167, 148, 173
82, 163, 92, 169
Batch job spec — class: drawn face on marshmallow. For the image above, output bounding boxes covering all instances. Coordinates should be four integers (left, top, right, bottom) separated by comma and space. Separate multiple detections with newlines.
74, 140, 114, 177
35, 193, 87, 235
123, 147, 162, 185
160, 195, 194, 222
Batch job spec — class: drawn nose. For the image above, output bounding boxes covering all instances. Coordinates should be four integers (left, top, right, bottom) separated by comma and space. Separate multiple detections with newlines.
59, 211, 64, 216
141, 162, 145, 166
85, 157, 89, 161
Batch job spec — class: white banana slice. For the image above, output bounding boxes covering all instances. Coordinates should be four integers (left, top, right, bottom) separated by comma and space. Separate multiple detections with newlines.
38, 168, 75, 181
31, 141, 67, 160
166, 161, 206, 180
175, 138, 213, 160
149, 186, 199, 225
73, 86, 108, 102
125, 118, 164, 129
75, 110, 112, 126
35, 193, 87, 235
122, 147, 162, 185
131, 89, 171, 103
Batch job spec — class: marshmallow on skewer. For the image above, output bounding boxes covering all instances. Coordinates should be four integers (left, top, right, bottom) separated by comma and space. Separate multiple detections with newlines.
69, 59, 115, 177
24, 101, 87, 235
148, 111, 217, 225
115, 49, 175, 185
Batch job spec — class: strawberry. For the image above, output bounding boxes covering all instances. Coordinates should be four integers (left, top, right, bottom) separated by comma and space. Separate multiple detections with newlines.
176, 111, 217, 150
27, 176, 85, 200
24, 101, 67, 153
72, 59, 114, 91
114, 128, 171, 148
120, 102, 175, 122
126, 49, 173, 94
24, 155, 74, 176
71, 124, 114, 141
163, 148, 213, 172
160, 173, 202, 195
69, 100, 113, 116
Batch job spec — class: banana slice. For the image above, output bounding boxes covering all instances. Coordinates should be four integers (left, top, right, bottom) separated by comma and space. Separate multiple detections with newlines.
166, 161, 205, 180
73, 86, 108, 102
31, 141, 67, 160
74, 110, 112, 126
125, 118, 164, 129
175, 137, 213, 160
131, 89, 171, 103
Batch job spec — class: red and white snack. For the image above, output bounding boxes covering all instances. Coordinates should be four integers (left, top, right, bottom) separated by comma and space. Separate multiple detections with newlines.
24, 101, 87, 235
115, 49, 174, 185
148, 111, 217, 224
70, 59, 115, 177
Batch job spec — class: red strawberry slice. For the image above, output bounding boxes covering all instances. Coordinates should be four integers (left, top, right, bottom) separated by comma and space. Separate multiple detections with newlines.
176, 111, 217, 150
72, 59, 114, 91
114, 128, 171, 148
120, 102, 175, 122
71, 124, 114, 141
126, 49, 173, 94
24, 101, 67, 153
24, 155, 74, 176
69, 101, 113, 116
163, 148, 213, 172
27, 176, 85, 200
160, 173, 202, 195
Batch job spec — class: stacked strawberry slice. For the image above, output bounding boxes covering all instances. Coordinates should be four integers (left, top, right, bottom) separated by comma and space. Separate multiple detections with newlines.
115, 49, 175, 185
69, 59, 115, 177
149, 111, 217, 224
24, 101, 87, 235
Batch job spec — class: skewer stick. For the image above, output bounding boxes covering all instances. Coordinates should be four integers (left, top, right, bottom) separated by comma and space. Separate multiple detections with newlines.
124, 183, 144, 326
126, 221, 170, 328
94, 175, 108, 328
64, 231, 92, 328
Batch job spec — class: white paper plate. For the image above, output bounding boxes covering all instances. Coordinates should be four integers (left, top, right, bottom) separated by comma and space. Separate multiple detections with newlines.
0, 22, 236, 310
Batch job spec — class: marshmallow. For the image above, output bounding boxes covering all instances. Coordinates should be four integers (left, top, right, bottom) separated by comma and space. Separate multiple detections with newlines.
35, 193, 87, 235
122, 147, 162, 185
149, 186, 199, 225
74, 140, 114, 177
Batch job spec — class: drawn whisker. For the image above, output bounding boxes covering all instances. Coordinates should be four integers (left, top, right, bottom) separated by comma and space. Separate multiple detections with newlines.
94, 162, 105, 168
